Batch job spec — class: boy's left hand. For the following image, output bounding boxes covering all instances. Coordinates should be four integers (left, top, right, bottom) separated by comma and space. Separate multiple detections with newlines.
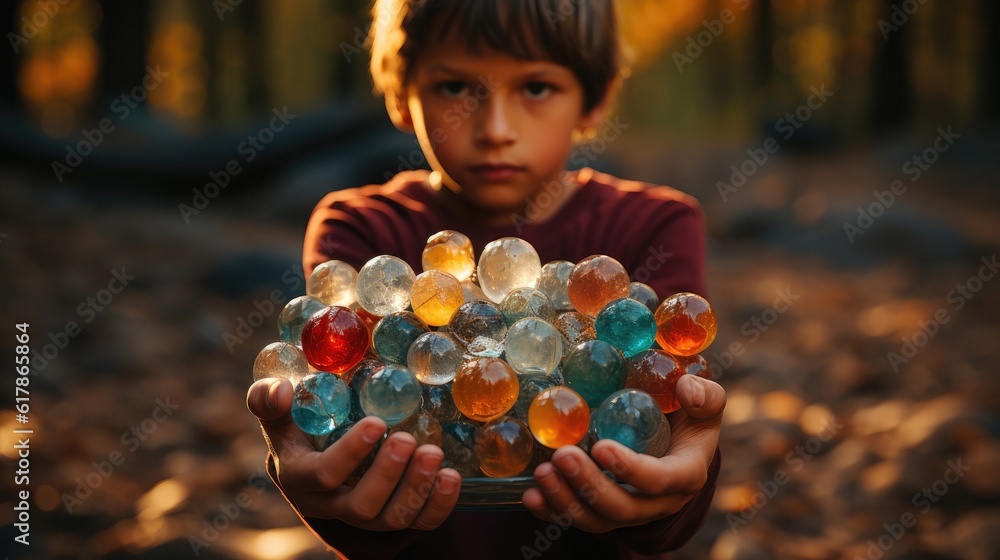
522, 374, 726, 533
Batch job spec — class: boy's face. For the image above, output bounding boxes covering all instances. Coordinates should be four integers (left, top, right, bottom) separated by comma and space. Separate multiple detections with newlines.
395, 31, 607, 214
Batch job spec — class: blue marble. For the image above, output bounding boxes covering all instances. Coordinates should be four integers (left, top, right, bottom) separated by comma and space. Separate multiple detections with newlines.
594, 297, 657, 358
513, 374, 557, 422
590, 389, 663, 453
291, 372, 351, 435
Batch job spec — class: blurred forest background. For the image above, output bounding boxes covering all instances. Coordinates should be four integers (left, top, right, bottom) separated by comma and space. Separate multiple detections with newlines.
0, 0, 998, 559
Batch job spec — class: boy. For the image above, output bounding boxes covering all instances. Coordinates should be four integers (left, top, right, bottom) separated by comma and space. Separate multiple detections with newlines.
248, 0, 726, 557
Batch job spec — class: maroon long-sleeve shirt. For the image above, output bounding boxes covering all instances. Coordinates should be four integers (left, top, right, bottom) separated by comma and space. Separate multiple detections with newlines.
268, 167, 721, 559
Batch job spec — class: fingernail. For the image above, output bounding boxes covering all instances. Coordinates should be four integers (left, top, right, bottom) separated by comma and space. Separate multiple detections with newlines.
389, 437, 412, 462
417, 452, 440, 474
539, 471, 560, 494
436, 475, 458, 495
691, 377, 706, 408
266, 379, 283, 409
557, 455, 580, 477
362, 424, 384, 445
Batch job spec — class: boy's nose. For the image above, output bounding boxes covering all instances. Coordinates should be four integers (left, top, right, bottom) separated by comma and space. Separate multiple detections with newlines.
474, 97, 517, 146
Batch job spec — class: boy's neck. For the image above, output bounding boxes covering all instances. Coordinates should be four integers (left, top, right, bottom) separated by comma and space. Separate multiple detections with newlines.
424, 170, 584, 227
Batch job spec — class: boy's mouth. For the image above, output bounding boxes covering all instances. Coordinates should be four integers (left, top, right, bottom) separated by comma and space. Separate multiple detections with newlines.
469, 163, 525, 183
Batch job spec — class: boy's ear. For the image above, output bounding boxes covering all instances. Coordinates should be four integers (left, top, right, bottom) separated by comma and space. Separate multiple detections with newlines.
386, 92, 415, 134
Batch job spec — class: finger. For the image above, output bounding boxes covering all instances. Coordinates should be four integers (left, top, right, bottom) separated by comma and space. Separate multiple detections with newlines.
377, 444, 444, 529
675, 375, 726, 421
528, 458, 608, 533
279, 416, 387, 493
411, 468, 462, 531
331, 432, 418, 522
590, 439, 708, 496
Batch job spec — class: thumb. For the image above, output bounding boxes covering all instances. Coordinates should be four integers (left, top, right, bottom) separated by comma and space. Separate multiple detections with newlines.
675, 374, 726, 420
247, 377, 294, 425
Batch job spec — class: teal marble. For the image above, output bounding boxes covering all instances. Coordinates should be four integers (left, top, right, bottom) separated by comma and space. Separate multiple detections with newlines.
291, 372, 351, 435
372, 311, 428, 364
594, 297, 657, 358
590, 388, 663, 453
359, 364, 422, 427
562, 339, 626, 408
277, 295, 327, 346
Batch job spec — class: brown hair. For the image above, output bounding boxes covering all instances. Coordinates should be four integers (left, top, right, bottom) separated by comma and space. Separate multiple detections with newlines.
369, 0, 624, 113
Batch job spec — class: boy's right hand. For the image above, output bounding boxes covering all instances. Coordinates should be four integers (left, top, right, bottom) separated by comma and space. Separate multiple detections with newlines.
247, 377, 462, 531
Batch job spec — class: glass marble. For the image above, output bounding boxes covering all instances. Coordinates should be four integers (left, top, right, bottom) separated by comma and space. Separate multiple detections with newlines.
349, 302, 382, 334
307, 260, 358, 307
537, 260, 575, 312
625, 349, 683, 413
553, 312, 596, 351
421, 383, 461, 423
527, 386, 591, 449
359, 364, 422, 427
476, 417, 535, 478
477, 237, 542, 303
566, 255, 630, 317
513, 374, 557, 422
499, 287, 555, 327
422, 230, 476, 282
465, 336, 505, 359
505, 318, 563, 376
590, 389, 662, 453
291, 372, 352, 435
629, 282, 660, 313
562, 339, 627, 408
643, 414, 673, 458
411, 270, 464, 327
372, 311, 428, 365
253, 341, 309, 384
348, 360, 385, 422
441, 420, 482, 477
654, 292, 717, 356
548, 364, 566, 386
460, 280, 489, 303
594, 297, 657, 358
448, 300, 508, 346
301, 306, 370, 373
408, 331, 463, 385
452, 358, 520, 422
277, 296, 327, 347
355, 255, 416, 317
677, 353, 713, 380
392, 412, 443, 447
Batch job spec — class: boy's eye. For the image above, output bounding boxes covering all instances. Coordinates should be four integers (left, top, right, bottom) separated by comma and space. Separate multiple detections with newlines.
523, 82, 554, 100
438, 81, 469, 98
